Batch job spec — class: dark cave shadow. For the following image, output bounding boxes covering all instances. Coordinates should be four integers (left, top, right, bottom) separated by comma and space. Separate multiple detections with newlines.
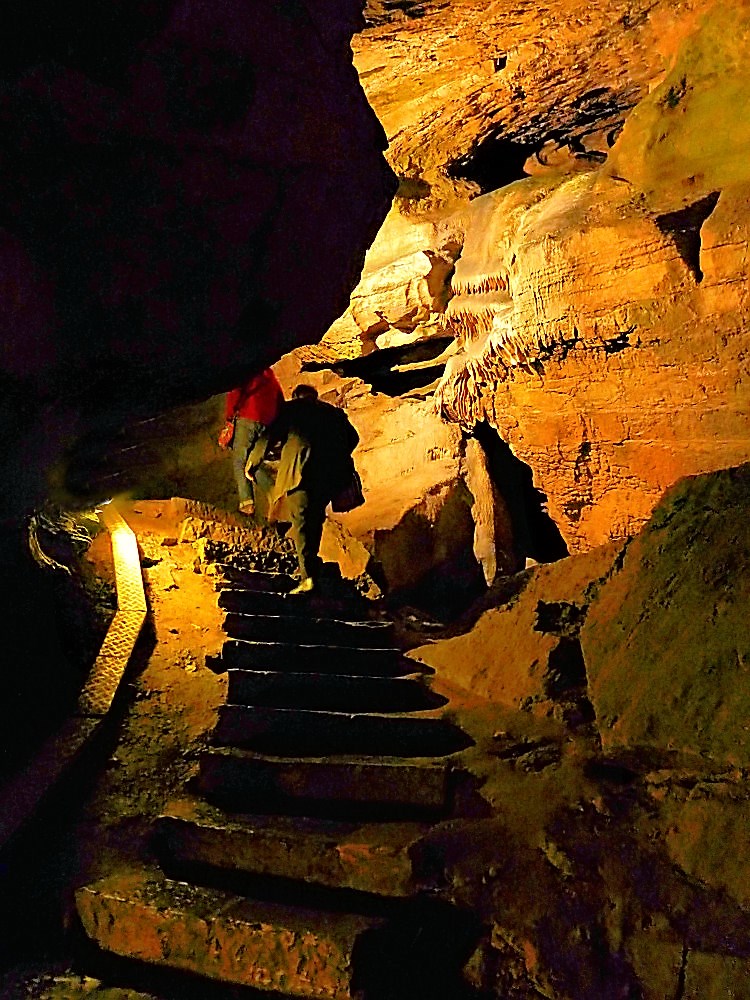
0, 619, 157, 970
472, 421, 568, 565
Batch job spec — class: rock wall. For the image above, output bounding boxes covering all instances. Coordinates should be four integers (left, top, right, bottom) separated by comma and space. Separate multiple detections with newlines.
410, 463, 750, 998
435, 4, 750, 549
334, 0, 700, 361
0, 0, 396, 519
320, 0, 750, 554
583, 463, 750, 765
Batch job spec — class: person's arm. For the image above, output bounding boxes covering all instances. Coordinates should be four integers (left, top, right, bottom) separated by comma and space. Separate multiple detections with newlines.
225, 388, 241, 420
244, 405, 289, 479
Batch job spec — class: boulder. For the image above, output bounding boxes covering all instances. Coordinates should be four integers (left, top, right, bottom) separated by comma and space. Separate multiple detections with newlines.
409, 542, 620, 709
582, 463, 750, 765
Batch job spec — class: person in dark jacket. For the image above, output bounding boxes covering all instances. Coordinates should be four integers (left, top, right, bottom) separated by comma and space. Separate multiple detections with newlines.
245, 383, 359, 593
225, 368, 283, 514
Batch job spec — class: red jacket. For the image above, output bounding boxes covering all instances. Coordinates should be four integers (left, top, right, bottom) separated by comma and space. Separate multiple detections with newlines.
226, 369, 284, 425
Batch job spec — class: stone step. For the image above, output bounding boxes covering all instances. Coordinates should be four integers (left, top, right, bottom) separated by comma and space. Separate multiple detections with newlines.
213, 566, 295, 592
223, 612, 395, 649
218, 587, 372, 619
215, 566, 373, 607
214, 705, 473, 758
156, 798, 428, 897
75, 868, 382, 999
220, 638, 415, 677
198, 747, 453, 819
227, 669, 447, 713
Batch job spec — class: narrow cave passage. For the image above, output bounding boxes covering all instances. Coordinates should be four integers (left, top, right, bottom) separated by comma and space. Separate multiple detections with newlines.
472, 421, 568, 565
302, 337, 454, 397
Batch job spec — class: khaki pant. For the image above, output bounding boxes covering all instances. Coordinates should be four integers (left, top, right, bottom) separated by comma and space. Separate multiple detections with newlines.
285, 487, 327, 581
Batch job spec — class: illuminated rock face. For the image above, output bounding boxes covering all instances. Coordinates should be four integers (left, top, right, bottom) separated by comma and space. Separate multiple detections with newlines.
273, 357, 518, 602
327, 0, 750, 553
435, 3, 750, 551
436, 169, 750, 552
333, 0, 689, 359
0, 0, 395, 518
358, 0, 684, 210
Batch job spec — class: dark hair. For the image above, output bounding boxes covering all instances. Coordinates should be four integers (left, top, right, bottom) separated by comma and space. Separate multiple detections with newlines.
292, 383, 318, 400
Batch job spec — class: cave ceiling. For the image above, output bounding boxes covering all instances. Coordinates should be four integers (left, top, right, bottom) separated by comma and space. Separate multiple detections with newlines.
0, 0, 395, 518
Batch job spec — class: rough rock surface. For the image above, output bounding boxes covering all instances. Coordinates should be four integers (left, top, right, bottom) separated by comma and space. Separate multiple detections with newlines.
319, 0, 750, 554
0, 0, 395, 519
435, 50, 750, 549
358, 0, 687, 209
409, 541, 620, 710
409, 464, 750, 998
583, 463, 750, 765
332, 0, 701, 360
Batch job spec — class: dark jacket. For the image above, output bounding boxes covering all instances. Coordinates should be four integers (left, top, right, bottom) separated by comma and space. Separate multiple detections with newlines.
248, 397, 359, 502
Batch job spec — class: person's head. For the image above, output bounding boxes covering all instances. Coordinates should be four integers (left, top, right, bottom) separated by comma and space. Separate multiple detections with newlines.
292, 383, 318, 400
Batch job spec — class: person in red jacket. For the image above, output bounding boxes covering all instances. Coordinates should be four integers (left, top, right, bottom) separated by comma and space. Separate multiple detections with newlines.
225, 368, 283, 514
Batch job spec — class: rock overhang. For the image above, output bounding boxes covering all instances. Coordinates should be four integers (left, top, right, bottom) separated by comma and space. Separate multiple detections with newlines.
0, 0, 397, 518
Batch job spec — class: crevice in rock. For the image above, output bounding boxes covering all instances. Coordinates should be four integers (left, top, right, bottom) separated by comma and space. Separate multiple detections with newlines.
602, 328, 635, 354
655, 191, 720, 283
395, 174, 432, 201
491, 735, 562, 771
583, 759, 639, 785
567, 87, 630, 131
675, 944, 688, 1000
544, 637, 587, 697
301, 337, 454, 396
534, 600, 587, 637
572, 86, 614, 110
472, 421, 569, 564
447, 132, 536, 194
582, 538, 631, 605
382, 0, 427, 18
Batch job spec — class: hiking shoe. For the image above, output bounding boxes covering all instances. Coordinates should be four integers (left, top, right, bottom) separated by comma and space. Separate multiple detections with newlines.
239, 500, 255, 515
289, 577, 315, 595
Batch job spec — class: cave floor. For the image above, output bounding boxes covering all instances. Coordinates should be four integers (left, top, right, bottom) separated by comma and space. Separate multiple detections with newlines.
0, 500, 503, 999
0, 499, 598, 1000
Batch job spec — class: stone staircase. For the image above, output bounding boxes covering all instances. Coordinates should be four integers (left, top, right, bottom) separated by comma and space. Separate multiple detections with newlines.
74, 567, 479, 999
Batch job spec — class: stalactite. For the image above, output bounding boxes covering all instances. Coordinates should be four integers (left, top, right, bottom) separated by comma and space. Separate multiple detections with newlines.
452, 273, 508, 297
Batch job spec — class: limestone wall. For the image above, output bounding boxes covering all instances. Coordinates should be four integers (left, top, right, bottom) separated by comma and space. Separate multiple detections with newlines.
322, 0, 750, 554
